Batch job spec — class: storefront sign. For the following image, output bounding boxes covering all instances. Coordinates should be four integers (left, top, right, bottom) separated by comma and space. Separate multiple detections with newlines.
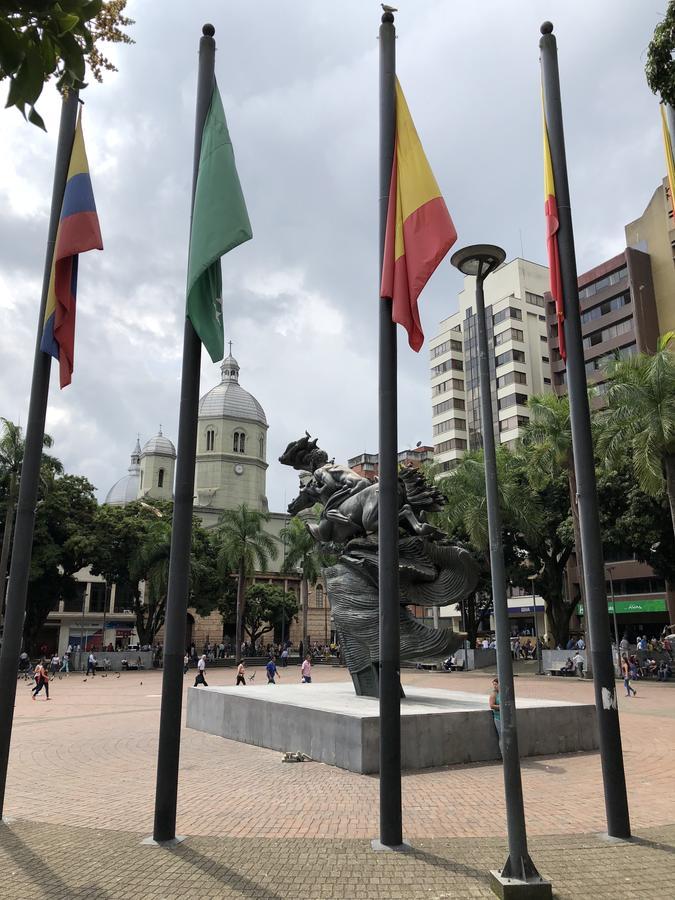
577, 597, 667, 615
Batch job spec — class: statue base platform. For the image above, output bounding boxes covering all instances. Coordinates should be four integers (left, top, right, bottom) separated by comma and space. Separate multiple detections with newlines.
186, 683, 598, 774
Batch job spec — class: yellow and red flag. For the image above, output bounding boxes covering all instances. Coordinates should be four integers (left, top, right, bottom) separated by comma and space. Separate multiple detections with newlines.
660, 105, 675, 212
543, 101, 565, 362
380, 79, 456, 352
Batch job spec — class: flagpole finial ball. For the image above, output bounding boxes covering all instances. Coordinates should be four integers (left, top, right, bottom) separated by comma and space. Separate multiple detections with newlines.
540, 21, 554, 35
202, 23, 215, 37
381, 12, 394, 24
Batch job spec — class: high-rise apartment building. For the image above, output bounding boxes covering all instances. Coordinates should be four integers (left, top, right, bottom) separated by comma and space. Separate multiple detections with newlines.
430, 258, 552, 472
547, 249, 658, 399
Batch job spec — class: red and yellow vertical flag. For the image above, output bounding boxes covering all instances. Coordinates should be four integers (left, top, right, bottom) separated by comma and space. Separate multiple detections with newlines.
660, 104, 675, 212
380, 79, 457, 353
543, 98, 565, 362
40, 112, 103, 388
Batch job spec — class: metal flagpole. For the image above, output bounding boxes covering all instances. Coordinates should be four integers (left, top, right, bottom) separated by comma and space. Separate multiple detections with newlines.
540, 21, 630, 839
0, 90, 79, 819
452, 245, 551, 897
375, 8, 404, 850
151, 24, 215, 844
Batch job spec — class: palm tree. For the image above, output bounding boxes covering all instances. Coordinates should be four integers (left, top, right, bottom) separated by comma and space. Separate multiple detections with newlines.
521, 392, 586, 604
0, 418, 61, 618
599, 333, 675, 538
214, 505, 277, 663
129, 516, 172, 646
280, 516, 322, 657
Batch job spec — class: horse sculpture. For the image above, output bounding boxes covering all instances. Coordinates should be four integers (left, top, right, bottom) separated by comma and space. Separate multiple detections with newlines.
280, 433, 479, 698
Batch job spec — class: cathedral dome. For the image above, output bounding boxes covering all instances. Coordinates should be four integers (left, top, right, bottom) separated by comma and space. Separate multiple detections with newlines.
198, 354, 267, 426
105, 438, 141, 506
141, 428, 176, 458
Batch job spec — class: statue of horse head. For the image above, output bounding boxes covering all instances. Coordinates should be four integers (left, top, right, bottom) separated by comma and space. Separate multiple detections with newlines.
279, 432, 329, 473
287, 478, 321, 516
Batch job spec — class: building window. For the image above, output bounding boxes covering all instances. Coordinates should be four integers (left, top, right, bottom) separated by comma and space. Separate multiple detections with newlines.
495, 348, 526, 367
540, 334, 548, 342
233, 431, 246, 453
433, 397, 466, 416
316, 585, 324, 609
434, 437, 468, 453
206, 429, 215, 451
432, 377, 464, 395
431, 358, 463, 377
578, 266, 628, 301
542, 356, 549, 363
494, 327, 524, 346
432, 418, 467, 436
158, 468, 164, 488
498, 392, 528, 410
496, 370, 527, 389
582, 317, 632, 349
259, 435, 264, 457
526, 292, 545, 308
430, 338, 463, 358
499, 415, 529, 432
544, 377, 551, 385
140, 471, 143, 489
493, 307, 522, 326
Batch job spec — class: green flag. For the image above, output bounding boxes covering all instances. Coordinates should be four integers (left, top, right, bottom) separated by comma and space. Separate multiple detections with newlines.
186, 82, 252, 361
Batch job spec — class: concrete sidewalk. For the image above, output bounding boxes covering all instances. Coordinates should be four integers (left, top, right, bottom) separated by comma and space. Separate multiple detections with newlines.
0, 818, 673, 899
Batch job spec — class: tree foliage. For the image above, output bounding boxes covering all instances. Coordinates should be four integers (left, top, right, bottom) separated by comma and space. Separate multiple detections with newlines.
0, 0, 134, 128
242, 583, 298, 651
646, 1, 675, 107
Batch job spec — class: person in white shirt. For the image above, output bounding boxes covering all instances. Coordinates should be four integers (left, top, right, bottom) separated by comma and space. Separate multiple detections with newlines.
572, 652, 584, 677
575, 638, 585, 651
194, 654, 208, 687
87, 653, 97, 676
481, 638, 490, 650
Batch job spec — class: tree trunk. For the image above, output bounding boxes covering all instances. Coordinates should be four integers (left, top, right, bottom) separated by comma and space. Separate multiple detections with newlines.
235, 558, 246, 664
567, 465, 585, 606
301, 577, 309, 658
663, 454, 675, 625
0, 475, 17, 621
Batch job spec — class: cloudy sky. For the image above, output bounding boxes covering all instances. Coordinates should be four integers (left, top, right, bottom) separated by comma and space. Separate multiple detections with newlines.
0, 1, 667, 513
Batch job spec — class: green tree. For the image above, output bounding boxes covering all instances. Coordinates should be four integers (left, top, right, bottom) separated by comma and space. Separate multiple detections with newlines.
23, 473, 97, 652
280, 515, 322, 654
243, 583, 299, 652
90, 500, 219, 647
521, 392, 586, 606
646, 1, 675, 106
599, 334, 675, 544
0, 417, 62, 621
213, 505, 277, 663
0, 1, 134, 128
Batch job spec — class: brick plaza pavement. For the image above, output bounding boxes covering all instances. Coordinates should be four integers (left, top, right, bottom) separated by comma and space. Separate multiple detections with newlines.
1, 665, 674, 897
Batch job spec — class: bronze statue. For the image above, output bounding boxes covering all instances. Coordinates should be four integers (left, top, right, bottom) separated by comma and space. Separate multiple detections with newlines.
279, 433, 478, 697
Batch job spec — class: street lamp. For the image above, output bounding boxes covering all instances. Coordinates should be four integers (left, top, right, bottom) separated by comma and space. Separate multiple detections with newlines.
606, 565, 620, 677
451, 245, 550, 896
526, 572, 544, 676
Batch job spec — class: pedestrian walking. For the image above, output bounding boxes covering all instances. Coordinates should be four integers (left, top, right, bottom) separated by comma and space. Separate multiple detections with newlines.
266, 656, 279, 684
87, 652, 97, 676
59, 650, 70, 675
301, 654, 312, 684
50, 654, 60, 678
488, 677, 501, 757
32, 661, 50, 700
236, 661, 246, 686
193, 654, 208, 687
621, 654, 637, 697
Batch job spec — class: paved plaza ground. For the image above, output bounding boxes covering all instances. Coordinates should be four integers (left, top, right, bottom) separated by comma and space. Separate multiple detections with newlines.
1, 664, 674, 897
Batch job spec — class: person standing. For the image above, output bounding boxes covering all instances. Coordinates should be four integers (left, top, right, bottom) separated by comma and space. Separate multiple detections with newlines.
236, 661, 246, 686
194, 654, 208, 687
266, 656, 279, 684
50, 653, 60, 678
301, 654, 312, 684
87, 652, 97, 676
488, 677, 501, 757
281, 647, 289, 668
60, 649, 70, 675
621, 654, 637, 697
183, 653, 189, 675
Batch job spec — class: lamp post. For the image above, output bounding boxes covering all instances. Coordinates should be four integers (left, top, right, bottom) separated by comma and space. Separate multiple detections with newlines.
451, 245, 550, 897
527, 573, 543, 676
606, 565, 620, 677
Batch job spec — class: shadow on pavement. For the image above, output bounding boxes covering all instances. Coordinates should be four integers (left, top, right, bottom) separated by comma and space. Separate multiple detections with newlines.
172, 842, 285, 899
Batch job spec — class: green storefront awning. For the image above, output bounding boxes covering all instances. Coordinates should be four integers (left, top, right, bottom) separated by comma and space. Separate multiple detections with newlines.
576, 598, 667, 616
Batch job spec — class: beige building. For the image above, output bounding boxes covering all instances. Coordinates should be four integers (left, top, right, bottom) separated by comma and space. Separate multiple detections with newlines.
430, 258, 552, 473
625, 177, 675, 337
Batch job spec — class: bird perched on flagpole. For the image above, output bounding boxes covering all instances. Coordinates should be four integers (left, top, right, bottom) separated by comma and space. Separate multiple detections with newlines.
381, 4, 397, 12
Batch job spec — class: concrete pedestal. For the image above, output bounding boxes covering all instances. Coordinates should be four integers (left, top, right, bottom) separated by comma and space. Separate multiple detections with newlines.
187, 683, 598, 774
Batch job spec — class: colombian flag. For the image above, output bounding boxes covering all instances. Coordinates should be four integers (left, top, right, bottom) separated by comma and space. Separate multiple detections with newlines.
543, 100, 565, 362
40, 113, 103, 388
660, 105, 675, 213
380, 79, 457, 352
